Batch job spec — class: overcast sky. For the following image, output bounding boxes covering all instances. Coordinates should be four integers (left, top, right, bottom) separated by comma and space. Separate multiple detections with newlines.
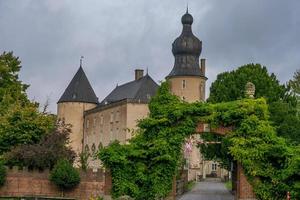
0, 0, 299, 113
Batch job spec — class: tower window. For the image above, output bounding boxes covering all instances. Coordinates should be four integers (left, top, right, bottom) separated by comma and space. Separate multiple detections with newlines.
182, 80, 186, 89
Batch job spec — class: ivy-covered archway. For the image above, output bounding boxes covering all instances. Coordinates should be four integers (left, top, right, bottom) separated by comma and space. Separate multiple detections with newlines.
98, 82, 300, 200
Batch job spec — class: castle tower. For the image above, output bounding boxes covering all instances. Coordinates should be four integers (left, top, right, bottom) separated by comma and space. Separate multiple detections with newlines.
57, 64, 98, 156
167, 10, 209, 181
167, 10, 207, 102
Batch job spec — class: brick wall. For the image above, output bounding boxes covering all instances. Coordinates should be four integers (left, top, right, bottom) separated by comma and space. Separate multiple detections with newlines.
0, 167, 107, 200
236, 163, 256, 200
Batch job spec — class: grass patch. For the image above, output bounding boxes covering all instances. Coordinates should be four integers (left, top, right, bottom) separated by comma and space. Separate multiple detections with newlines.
225, 180, 232, 190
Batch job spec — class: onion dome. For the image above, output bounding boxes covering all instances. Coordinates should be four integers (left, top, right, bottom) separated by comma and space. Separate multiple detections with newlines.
167, 10, 204, 78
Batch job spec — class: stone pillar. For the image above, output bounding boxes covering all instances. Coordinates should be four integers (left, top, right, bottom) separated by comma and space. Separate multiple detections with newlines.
236, 163, 256, 200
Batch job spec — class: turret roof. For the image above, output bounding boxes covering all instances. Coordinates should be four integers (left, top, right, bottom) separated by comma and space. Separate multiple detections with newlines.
58, 66, 98, 104
167, 10, 205, 78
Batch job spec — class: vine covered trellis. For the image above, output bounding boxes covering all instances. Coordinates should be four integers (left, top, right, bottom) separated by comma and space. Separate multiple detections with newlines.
98, 82, 300, 200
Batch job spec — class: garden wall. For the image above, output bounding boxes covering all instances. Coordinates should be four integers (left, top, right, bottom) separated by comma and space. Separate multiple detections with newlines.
0, 167, 108, 200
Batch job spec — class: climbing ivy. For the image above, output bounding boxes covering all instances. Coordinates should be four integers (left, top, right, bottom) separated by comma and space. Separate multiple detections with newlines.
98, 82, 300, 200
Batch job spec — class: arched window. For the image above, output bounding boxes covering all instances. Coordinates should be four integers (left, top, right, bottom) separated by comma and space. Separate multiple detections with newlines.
85, 144, 90, 153
91, 143, 96, 153
98, 142, 103, 150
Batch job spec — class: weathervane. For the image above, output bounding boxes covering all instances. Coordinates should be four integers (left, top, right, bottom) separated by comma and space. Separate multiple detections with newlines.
80, 56, 84, 67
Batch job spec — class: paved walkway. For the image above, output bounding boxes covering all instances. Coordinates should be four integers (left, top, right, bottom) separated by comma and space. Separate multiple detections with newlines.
178, 181, 234, 200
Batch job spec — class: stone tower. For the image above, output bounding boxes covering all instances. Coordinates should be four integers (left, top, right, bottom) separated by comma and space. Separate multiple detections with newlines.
57, 65, 98, 156
167, 10, 207, 102
167, 10, 208, 181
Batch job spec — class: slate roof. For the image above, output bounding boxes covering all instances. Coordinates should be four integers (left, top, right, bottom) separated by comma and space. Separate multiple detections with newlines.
101, 74, 159, 104
167, 10, 205, 79
58, 66, 98, 104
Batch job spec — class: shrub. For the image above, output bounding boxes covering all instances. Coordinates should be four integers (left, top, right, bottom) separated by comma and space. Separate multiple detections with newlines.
50, 159, 80, 192
0, 161, 6, 186
4, 121, 76, 169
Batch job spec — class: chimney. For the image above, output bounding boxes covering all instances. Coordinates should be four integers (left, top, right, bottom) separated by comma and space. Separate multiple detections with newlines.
200, 59, 206, 76
135, 69, 144, 80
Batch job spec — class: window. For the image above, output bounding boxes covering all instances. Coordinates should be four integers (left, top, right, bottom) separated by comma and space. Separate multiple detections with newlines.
86, 119, 90, 129
116, 111, 120, 122
93, 117, 96, 127
110, 130, 113, 141
91, 143, 96, 153
98, 142, 103, 150
110, 112, 114, 123
72, 93, 77, 99
182, 80, 186, 89
212, 163, 217, 171
146, 94, 151, 100
100, 130, 103, 142
100, 115, 103, 125
85, 144, 90, 153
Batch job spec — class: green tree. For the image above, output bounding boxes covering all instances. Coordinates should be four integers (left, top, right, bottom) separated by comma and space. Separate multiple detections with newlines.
50, 159, 80, 195
289, 69, 300, 96
208, 63, 300, 143
289, 69, 300, 114
208, 63, 286, 103
0, 52, 29, 112
0, 52, 55, 154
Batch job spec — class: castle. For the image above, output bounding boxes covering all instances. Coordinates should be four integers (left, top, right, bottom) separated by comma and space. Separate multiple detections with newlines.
57, 10, 227, 181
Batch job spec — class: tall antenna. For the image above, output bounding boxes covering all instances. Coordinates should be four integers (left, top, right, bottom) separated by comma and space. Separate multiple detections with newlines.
80, 56, 84, 67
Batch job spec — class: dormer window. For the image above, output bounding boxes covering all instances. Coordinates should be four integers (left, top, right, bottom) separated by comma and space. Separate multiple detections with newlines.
72, 93, 77, 99
182, 80, 186, 89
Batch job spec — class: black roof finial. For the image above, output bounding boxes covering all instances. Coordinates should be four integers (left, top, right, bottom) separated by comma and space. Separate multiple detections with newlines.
186, 2, 189, 13
80, 56, 84, 67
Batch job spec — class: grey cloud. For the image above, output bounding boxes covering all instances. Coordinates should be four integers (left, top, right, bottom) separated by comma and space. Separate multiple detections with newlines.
0, 0, 299, 113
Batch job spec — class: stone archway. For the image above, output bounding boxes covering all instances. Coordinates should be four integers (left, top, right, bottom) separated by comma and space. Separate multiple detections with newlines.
188, 122, 256, 200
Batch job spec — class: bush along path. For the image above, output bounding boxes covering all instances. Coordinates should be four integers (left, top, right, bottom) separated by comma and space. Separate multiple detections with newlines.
98, 82, 300, 200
